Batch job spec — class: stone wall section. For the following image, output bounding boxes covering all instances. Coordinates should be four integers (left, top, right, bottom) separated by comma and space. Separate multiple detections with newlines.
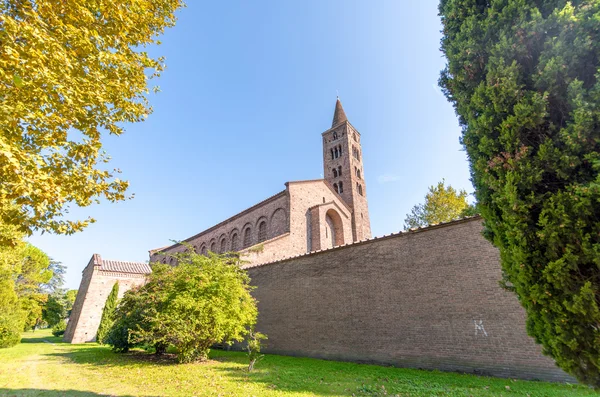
64, 255, 148, 344
246, 217, 571, 382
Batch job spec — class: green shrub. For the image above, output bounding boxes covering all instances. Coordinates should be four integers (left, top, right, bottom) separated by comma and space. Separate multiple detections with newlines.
96, 282, 119, 344
109, 251, 258, 363
106, 287, 146, 353
0, 279, 24, 348
51, 320, 66, 337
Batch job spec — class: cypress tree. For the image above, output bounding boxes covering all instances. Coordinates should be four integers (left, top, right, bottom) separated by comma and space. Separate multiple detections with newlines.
96, 282, 119, 344
439, 0, 600, 386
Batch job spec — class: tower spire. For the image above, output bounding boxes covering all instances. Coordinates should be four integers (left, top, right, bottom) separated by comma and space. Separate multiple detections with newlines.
332, 97, 348, 127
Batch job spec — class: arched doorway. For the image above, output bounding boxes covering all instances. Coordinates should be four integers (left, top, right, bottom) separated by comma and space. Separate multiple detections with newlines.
325, 209, 344, 247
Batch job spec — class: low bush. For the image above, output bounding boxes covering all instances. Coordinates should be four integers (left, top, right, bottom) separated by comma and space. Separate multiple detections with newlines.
108, 251, 258, 363
51, 320, 66, 337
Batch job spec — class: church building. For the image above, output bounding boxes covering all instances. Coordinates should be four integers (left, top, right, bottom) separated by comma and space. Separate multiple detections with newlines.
63, 99, 572, 383
149, 98, 371, 266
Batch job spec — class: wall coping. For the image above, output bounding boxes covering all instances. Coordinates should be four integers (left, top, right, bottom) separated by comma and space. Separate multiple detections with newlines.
242, 215, 482, 270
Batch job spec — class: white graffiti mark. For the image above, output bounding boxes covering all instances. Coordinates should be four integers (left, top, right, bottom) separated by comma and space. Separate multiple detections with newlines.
474, 319, 488, 337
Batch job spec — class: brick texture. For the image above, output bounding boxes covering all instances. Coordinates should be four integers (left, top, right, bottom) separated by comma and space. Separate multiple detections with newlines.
246, 217, 571, 382
64, 254, 148, 344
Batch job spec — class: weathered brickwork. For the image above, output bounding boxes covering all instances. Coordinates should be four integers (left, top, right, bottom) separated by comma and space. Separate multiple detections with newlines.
150, 191, 291, 265
323, 99, 371, 241
64, 255, 150, 344
246, 217, 571, 382
152, 179, 355, 267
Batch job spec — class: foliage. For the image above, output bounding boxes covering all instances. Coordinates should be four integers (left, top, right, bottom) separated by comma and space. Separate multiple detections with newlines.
43, 294, 67, 327
14, 244, 51, 331
246, 330, 267, 372
2, 329, 596, 397
96, 282, 119, 344
0, 0, 184, 246
105, 285, 148, 353
0, 222, 50, 344
439, 0, 600, 386
42, 289, 76, 327
41, 260, 66, 294
51, 320, 66, 337
404, 180, 473, 229
110, 251, 257, 363
0, 279, 22, 348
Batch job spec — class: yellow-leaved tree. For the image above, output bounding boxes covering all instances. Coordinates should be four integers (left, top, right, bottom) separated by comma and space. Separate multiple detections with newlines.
404, 180, 476, 230
0, 0, 184, 246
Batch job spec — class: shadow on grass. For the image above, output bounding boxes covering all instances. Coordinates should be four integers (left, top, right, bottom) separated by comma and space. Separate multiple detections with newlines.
45, 346, 182, 368
20, 336, 62, 344
0, 388, 143, 397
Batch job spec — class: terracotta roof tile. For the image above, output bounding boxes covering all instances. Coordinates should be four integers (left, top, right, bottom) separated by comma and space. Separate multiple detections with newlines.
100, 259, 152, 274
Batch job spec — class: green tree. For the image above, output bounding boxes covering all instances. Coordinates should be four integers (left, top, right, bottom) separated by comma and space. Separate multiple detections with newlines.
404, 180, 474, 229
43, 293, 68, 327
65, 290, 77, 317
41, 260, 66, 294
439, 0, 600, 385
0, 0, 183, 247
0, 234, 52, 344
109, 251, 258, 363
96, 282, 119, 344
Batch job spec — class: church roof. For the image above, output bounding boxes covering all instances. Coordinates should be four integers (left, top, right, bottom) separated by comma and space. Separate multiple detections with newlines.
99, 258, 152, 274
331, 97, 348, 127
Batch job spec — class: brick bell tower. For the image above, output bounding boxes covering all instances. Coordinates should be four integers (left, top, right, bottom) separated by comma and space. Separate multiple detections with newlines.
322, 97, 372, 241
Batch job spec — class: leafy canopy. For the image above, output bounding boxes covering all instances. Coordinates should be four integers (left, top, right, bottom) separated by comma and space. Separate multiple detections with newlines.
439, 0, 600, 386
0, 0, 183, 245
109, 251, 258, 363
404, 180, 473, 229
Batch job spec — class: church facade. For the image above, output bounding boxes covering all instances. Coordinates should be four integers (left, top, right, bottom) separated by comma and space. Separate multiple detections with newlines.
149, 98, 371, 266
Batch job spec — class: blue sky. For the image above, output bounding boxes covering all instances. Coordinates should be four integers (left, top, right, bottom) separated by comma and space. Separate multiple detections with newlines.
29, 1, 473, 290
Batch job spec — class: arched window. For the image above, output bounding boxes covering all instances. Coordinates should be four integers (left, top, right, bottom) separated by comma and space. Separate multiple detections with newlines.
338, 166, 342, 176
357, 169, 361, 179
243, 228, 252, 248
201, 246, 207, 256
338, 181, 343, 194
338, 145, 342, 156
258, 221, 267, 242
357, 183, 363, 196
333, 131, 338, 140
353, 133, 358, 142
210, 242, 216, 253
220, 238, 226, 253
334, 147, 339, 158
330, 149, 334, 160
332, 168, 338, 178
333, 183, 338, 193
231, 233, 239, 251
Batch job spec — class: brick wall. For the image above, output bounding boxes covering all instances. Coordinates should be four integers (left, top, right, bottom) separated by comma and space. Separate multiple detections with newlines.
150, 190, 290, 264
246, 217, 571, 382
64, 256, 147, 343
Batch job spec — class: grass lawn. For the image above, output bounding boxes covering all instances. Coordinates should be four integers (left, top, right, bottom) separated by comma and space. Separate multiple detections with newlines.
0, 330, 593, 396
